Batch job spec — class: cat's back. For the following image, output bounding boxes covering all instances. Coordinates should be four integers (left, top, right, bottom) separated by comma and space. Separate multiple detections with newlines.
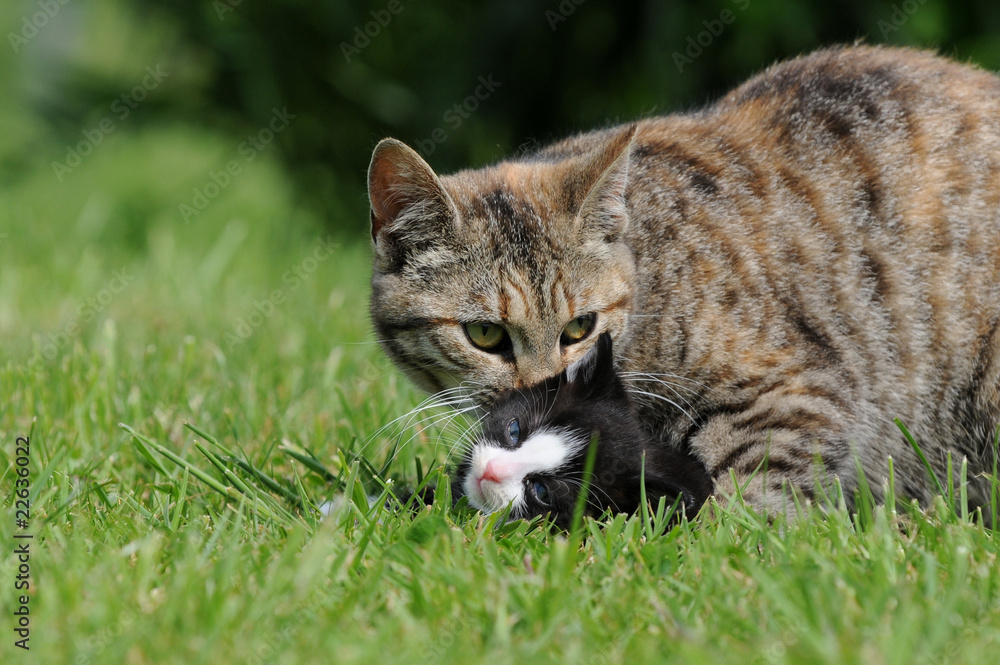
614, 45, 1000, 488
624, 44, 1000, 297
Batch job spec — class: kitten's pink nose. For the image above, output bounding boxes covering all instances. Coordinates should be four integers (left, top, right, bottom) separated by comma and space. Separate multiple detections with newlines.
480, 460, 501, 484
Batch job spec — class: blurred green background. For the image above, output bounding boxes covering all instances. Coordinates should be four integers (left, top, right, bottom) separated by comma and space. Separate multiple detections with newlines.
2, 8, 999, 662
3, 0, 999, 238
2, 0, 1000, 372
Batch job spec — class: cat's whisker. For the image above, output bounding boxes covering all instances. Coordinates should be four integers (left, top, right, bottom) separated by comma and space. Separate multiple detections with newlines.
620, 372, 705, 394
350, 376, 493, 482
559, 475, 621, 514
368, 403, 482, 465
435, 413, 487, 451
541, 383, 562, 424
625, 379, 701, 411
626, 388, 698, 425
621, 373, 704, 416
362, 400, 473, 451
360, 385, 480, 448
444, 414, 491, 467
617, 369, 716, 394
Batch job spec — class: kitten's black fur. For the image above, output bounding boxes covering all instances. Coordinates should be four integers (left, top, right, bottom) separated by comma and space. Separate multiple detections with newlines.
453, 333, 713, 529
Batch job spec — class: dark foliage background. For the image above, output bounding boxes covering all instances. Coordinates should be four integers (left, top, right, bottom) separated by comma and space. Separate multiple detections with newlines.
7, 0, 1000, 235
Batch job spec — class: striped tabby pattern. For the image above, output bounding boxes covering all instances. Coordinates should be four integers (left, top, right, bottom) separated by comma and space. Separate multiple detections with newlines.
367, 45, 1000, 516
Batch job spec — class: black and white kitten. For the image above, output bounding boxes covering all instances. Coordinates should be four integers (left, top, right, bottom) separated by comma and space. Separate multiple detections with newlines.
454, 333, 714, 529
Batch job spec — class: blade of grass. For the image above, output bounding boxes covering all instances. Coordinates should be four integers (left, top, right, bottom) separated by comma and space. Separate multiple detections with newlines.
29, 446, 68, 504
188, 422, 311, 511
194, 441, 295, 522
853, 456, 875, 531
129, 433, 171, 476
895, 418, 946, 498
959, 456, 969, 523
886, 456, 896, 517
184, 422, 235, 456
172, 468, 190, 531
223, 456, 305, 507
377, 438, 400, 480
280, 442, 338, 482
120, 492, 154, 521
569, 432, 599, 538
120, 424, 230, 498
91, 480, 114, 509
640, 451, 652, 541
947, 451, 955, 518
992, 425, 999, 531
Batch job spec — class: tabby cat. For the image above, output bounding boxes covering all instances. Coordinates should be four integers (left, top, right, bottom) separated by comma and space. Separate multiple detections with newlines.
367, 45, 1000, 517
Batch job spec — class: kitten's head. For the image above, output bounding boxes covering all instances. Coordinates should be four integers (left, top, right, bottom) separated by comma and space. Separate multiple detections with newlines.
367, 126, 638, 402
454, 333, 713, 529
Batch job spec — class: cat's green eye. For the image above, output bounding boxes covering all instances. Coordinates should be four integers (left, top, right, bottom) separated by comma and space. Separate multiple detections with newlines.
561, 313, 596, 345
464, 322, 507, 351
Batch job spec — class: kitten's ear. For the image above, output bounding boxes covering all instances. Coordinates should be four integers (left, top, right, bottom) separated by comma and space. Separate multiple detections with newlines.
367, 139, 458, 246
635, 475, 703, 520
565, 332, 617, 397
574, 124, 637, 242
635, 450, 714, 520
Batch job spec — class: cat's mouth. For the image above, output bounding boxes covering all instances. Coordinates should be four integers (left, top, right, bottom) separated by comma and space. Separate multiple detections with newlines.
461, 446, 525, 514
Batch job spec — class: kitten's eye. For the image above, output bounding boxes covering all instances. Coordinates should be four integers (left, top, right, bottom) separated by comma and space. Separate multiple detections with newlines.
531, 480, 551, 506
561, 313, 596, 345
507, 418, 520, 444
464, 322, 508, 351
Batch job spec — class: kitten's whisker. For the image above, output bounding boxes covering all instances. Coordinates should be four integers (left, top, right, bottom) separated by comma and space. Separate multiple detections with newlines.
559, 475, 621, 514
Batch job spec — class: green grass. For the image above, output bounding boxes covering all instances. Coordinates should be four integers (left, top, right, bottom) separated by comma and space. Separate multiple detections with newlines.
3, 120, 1000, 665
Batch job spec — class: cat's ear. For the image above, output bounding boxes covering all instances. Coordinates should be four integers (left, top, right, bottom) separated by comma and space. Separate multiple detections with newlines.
574, 124, 637, 242
367, 138, 458, 246
565, 332, 618, 397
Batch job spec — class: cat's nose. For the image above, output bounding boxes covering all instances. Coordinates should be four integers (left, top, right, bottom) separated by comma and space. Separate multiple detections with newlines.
480, 459, 502, 486
515, 356, 564, 387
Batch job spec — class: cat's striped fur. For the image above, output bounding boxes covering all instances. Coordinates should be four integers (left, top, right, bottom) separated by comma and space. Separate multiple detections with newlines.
367, 45, 1000, 516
